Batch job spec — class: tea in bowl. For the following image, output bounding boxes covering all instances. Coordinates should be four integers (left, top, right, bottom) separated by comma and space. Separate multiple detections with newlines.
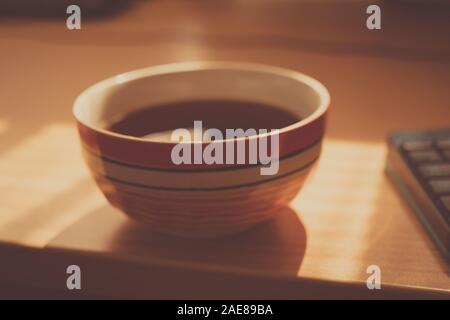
73, 62, 330, 237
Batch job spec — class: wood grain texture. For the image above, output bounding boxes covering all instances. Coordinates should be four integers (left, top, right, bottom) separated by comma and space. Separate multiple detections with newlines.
0, 0, 448, 298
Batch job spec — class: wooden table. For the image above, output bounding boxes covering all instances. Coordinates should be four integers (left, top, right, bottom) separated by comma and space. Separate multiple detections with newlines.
0, 0, 449, 299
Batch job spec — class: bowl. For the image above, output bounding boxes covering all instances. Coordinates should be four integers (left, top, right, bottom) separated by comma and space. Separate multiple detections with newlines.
73, 62, 330, 237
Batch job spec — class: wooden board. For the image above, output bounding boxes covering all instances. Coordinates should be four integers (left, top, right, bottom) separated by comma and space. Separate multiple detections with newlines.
0, 0, 449, 298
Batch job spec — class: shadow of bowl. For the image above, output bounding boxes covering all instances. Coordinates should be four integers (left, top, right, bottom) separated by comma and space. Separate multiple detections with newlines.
50, 203, 307, 276
107, 205, 307, 276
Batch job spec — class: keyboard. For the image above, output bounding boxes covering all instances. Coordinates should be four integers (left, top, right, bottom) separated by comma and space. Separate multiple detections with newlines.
386, 129, 450, 260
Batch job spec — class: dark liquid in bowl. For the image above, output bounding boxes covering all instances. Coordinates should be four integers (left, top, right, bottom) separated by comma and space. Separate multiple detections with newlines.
107, 100, 300, 139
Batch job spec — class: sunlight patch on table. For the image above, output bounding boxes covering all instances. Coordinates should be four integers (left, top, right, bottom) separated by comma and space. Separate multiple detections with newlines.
293, 139, 387, 281
0, 123, 102, 247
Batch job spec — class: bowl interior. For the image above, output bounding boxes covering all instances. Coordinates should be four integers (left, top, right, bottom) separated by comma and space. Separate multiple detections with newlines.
107, 99, 301, 140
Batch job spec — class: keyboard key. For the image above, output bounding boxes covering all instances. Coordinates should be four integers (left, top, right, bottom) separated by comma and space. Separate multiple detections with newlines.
408, 150, 442, 163
437, 138, 450, 150
441, 196, 450, 211
430, 179, 450, 194
419, 164, 450, 177
402, 140, 433, 151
